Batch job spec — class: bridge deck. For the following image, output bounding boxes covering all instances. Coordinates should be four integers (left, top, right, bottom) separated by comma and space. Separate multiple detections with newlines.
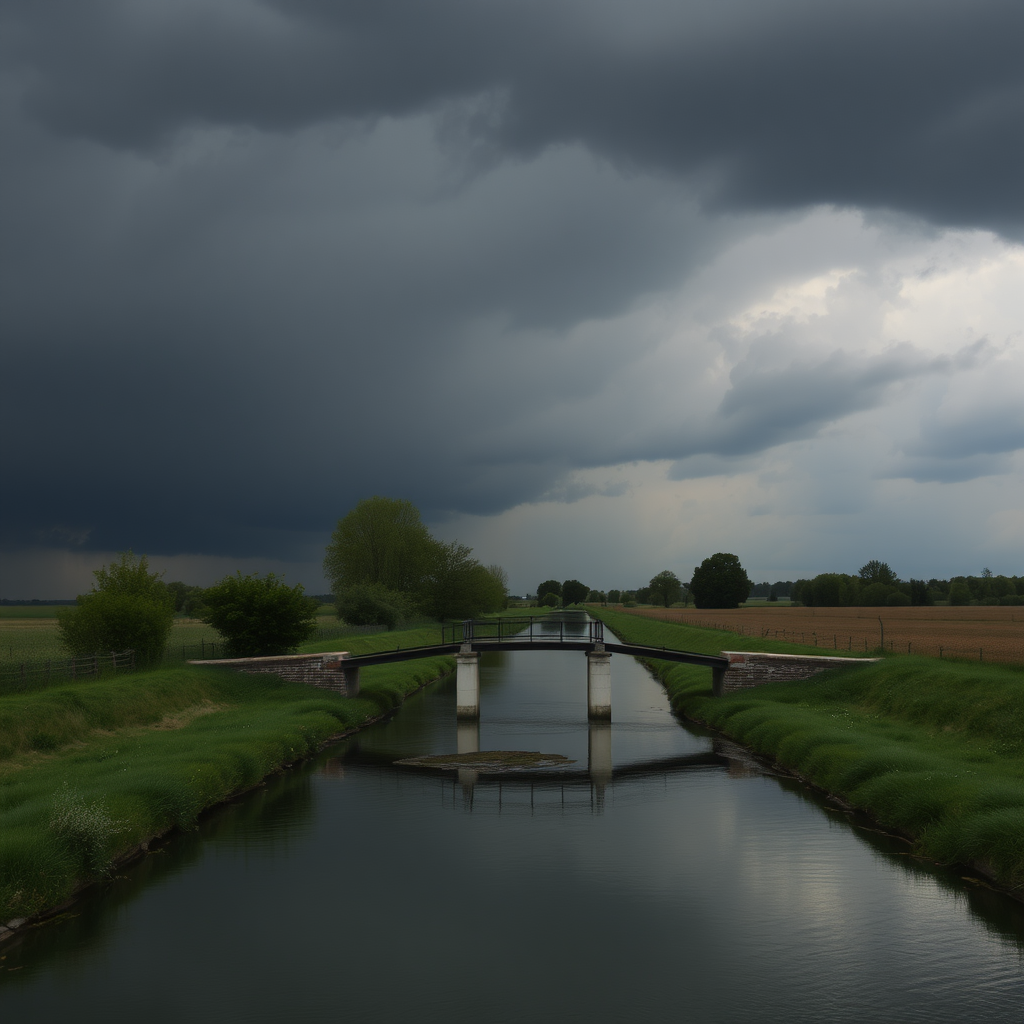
336, 638, 728, 670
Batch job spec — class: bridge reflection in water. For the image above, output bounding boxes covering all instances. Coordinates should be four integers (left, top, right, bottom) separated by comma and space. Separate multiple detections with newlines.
333, 719, 755, 814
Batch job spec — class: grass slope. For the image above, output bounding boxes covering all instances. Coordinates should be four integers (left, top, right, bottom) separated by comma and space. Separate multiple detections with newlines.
591, 607, 1024, 896
0, 626, 454, 923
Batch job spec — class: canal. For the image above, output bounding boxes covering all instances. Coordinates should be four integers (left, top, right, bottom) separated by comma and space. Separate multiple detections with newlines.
2, 613, 1023, 1022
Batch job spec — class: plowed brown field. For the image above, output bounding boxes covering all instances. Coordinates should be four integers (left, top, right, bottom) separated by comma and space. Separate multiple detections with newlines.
620, 605, 1024, 664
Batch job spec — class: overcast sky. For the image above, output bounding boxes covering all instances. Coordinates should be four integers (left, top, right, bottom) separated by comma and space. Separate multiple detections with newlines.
4, 0, 1024, 598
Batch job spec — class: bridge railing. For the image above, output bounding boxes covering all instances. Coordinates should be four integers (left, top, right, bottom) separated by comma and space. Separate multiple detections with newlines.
441, 618, 604, 645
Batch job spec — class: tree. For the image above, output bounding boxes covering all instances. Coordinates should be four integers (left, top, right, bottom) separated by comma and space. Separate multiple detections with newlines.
57, 551, 175, 667
561, 579, 589, 606
858, 560, 899, 586
485, 565, 510, 610
201, 572, 319, 657
606, 589, 621, 605
537, 580, 562, 603
323, 497, 434, 598
420, 540, 507, 620
648, 569, 682, 607
689, 553, 752, 609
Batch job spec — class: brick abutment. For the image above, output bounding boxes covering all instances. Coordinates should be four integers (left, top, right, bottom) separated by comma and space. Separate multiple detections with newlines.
719, 651, 880, 693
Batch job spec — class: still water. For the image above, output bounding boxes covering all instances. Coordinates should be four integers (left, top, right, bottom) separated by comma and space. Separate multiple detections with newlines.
3, 614, 1024, 1023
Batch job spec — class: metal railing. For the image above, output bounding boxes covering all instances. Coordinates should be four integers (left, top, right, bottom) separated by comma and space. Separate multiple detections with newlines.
441, 617, 604, 645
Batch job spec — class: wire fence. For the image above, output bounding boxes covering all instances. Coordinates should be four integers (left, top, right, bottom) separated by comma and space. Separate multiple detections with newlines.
0, 650, 136, 694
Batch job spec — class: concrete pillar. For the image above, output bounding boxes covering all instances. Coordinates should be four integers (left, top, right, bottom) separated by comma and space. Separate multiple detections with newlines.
456, 647, 480, 719
586, 648, 612, 720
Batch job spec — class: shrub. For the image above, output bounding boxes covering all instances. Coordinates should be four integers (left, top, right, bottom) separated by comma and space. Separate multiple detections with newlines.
335, 583, 407, 630
201, 573, 319, 657
57, 551, 175, 667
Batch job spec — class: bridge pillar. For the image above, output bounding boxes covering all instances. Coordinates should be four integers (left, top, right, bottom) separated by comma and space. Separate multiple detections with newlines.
325, 654, 360, 696
456, 647, 480, 719
711, 665, 726, 698
586, 648, 612, 720
341, 663, 361, 697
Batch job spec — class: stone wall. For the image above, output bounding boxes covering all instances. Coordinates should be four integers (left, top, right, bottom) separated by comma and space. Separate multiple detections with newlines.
719, 651, 879, 693
188, 652, 352, 694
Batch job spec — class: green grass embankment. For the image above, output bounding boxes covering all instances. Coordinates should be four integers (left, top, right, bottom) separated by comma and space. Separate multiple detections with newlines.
590, 607, 1024, 896
0, 626, 454, 924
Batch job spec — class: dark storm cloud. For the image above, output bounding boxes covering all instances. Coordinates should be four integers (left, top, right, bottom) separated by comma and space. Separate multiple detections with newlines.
6, 0, 1023, 232
3, 0, 1022, 573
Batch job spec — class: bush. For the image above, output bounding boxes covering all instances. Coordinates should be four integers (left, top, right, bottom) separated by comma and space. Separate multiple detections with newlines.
335, 583, 407, 630
201, 573, 319, 657
57, 551, 175, 667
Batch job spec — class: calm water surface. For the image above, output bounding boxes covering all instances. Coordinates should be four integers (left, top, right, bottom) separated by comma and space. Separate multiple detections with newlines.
2, 614, 1023, 1022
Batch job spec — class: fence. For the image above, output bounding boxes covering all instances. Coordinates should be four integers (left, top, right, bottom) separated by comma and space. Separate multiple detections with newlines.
0, 619, 392, 693
440, 617, 603, 645
0, 650, 136, 693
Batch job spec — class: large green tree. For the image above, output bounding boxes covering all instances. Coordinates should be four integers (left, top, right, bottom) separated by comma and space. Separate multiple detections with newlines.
689, 553, 752, 609
201, 572, 319, 657
648, 569, 683, 607
57, 551, 175, 667
323, 496, 434, 598
537, 580, 562, 602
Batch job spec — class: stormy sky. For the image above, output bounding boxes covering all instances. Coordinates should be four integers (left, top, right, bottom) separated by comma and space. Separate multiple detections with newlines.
3, 0, 1024, 598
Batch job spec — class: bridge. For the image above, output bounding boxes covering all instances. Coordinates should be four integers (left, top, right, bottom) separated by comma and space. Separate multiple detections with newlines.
189, 617, 875, 715
322, 617, 730, 720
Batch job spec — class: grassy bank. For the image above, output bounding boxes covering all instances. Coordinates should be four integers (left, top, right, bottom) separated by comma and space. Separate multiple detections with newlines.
0, 626, 454, 924
590, 607, 1024, 896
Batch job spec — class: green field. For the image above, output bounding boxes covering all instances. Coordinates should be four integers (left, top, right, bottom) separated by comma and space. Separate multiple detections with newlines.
0, 605, 75, 619
590, 607, 1024, 897
0, 610, 393, 687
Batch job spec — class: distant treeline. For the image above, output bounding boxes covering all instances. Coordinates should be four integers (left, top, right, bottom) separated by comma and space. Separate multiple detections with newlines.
792, 572, 1024, 608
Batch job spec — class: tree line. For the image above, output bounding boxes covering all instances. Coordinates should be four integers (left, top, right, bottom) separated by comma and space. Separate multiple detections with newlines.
792, 562, 1024, 607
532, 554, 754, 610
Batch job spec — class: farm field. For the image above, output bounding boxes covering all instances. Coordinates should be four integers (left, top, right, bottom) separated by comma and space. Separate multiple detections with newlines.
0, 609, 370, 689
622, 604, 1024, 664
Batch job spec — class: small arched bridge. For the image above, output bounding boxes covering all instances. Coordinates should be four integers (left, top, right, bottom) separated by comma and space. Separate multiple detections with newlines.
320, 617, 730, 720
